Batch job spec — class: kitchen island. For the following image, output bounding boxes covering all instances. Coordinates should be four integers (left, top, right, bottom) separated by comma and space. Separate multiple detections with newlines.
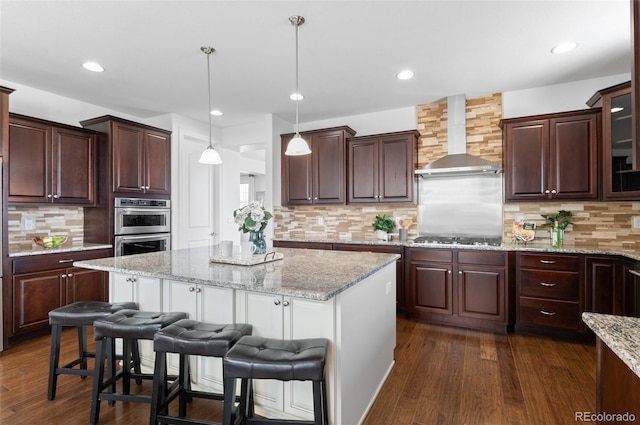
582, 312, 640, 422
74, 246, 399, 425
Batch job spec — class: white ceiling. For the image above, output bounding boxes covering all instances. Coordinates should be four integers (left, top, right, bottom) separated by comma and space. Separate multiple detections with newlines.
0, 0, 632, 130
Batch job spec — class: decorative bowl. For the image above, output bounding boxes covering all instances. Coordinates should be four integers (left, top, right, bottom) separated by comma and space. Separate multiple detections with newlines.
33, 235, 68, 249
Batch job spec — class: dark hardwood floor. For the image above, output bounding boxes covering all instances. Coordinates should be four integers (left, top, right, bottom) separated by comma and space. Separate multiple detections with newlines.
0, 316, 596, 424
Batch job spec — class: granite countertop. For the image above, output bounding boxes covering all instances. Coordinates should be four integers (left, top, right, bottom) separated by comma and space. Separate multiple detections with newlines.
73, 246, 399, 301
9, 243, 113, 258
274, 237, 640, 261
582, 312, 640, 378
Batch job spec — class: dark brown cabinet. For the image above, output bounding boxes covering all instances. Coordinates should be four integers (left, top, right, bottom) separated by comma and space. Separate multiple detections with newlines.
516, 252, 582, 331
347, 130, 418, 204
8, 114, 96, 205
81, 115, 171, 197
585, 256, 638, 319
281, 126, 356, 206
4, 249, 109, 343
407, 248, 510, 331
588, 82, 640, 199
501, 109, 600, 201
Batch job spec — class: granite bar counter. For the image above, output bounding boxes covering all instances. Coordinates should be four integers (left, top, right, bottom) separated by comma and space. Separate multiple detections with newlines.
582, 312, 640, 420
74, 246, 398, 425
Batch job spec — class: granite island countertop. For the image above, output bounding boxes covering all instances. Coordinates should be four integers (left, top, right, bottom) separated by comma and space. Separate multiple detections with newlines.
73, 246, 399, 301
582, 312, 640, 378
273, 237, 640, 261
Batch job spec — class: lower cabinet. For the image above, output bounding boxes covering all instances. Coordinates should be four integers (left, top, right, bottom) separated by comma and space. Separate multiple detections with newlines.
6, 249, 109, 342
516, 252, 582, 332
234, 290, 334, 420
162, 280, 234, 392
406, 248, 511, 332
584, 256, 638, 319
110, 272, 162, 365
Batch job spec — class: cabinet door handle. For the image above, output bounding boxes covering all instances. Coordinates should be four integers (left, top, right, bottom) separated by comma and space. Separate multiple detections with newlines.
145, 186, 150, 190
283, 300, 290, 307
540, 282, 556, 287
47, 193, 53, 198
189, 286, 195, 292
53, 194, 60, 199
551, 189, 557, 194
629, 270, 640, 277
539, 260, 556, 264
196, 288, 202, 293
458, 271, 462, 275
58, 259, 75, 263
307, 197, 311, 201
448, 270, 452, 274
274, 299, 281, 306
540, 310, 556, 316
67, 273, 73, 278
61, 274, 67, 278
544, 189, 550, 194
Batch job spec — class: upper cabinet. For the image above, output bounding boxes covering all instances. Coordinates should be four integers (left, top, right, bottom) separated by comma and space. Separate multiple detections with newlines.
588, 82, 640, 200
281, 126, 356, 206
347, 130, 418, 204
501, 109, 600, 202
8, 114, 96, 205
81, 115, 171, 198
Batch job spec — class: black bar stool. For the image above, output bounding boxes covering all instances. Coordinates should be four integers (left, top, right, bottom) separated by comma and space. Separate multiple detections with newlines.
90, 309, 187, 425
149, 319, 253, 425
222, 336, 329, 425
47, 300, 138, 400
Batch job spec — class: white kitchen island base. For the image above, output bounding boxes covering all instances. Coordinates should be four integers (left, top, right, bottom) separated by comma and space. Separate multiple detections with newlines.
84, 248, 398, 425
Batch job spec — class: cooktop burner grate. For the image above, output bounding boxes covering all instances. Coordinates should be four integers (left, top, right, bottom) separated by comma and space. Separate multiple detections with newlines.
412, 236, 503, 246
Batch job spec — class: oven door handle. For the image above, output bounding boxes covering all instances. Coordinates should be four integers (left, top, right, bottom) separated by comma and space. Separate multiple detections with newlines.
116, 233, 169, 241
118, 208, 170, 214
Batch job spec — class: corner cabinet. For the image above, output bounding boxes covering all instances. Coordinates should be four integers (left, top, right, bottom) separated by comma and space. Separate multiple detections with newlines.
81, 115, 171, 197
8, 114, 97, 205
347, 130, 418, 204
281, 126, 356, 206
501, 109, 600, 201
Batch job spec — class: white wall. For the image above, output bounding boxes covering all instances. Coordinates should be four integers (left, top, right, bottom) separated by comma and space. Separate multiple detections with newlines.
502, 73, 630, 118
299, 106, 417, 137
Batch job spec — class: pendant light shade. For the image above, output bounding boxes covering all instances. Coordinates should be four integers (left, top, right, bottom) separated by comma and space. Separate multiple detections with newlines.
199, 46, 222, 165
284, 15, 311, 157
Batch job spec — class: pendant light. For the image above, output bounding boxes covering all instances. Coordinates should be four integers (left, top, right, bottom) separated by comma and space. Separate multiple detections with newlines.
285, 15, 311, 156
199, 46, 223, 164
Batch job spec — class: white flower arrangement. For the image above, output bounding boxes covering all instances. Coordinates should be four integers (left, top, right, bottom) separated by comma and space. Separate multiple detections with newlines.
233, 201, 273, 233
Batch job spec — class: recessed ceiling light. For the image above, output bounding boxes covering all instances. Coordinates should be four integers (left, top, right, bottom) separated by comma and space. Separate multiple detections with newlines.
611, 107, 624, 113
210, 110, 223, 116
82, 61, 104, 72
290, 93, 303, 101
551, 42, 578, 54
396, 70, 414, 80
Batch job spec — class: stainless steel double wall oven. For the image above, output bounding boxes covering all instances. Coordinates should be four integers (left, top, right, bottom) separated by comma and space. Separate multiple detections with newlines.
114, 197, 170, 256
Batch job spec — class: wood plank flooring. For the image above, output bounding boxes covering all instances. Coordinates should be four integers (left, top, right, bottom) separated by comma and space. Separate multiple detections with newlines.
0, 316, 596, 424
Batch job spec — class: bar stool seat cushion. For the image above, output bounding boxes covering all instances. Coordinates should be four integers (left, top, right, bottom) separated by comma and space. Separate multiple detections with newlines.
49, 301, 137, 326
93, 309, 187, 341
154, 319, 253, 357
224, 336, 328, 381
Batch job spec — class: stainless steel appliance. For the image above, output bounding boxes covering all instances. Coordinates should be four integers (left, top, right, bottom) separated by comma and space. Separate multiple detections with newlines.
114, 197, 170, 256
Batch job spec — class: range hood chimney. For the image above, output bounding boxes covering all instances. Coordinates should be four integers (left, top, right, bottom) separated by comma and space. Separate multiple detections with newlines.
415, 94, 502, 175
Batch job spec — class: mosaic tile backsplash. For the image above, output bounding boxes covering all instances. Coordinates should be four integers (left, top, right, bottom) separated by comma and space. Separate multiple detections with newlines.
7, 206, 84, 252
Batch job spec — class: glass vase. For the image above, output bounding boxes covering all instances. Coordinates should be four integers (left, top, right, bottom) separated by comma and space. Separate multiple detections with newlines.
249, 230, 267, 254
550, 228, 564, 248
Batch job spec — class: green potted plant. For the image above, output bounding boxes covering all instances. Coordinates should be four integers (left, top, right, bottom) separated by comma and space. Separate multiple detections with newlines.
540, 210, 574, 247
372, 214, 397, 240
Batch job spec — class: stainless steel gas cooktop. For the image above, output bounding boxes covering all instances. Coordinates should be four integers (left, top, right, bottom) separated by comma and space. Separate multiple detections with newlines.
412, 236, 503, 247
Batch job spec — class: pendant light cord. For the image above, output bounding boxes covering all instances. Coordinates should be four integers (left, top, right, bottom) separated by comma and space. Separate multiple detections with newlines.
294, 20, 300, 136
206, 49, 213, 149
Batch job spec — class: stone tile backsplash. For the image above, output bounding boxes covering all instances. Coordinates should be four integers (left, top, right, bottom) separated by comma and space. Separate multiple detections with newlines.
7, 206, 84, 252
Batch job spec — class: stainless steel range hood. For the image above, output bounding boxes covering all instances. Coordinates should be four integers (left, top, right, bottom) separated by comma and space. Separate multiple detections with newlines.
415, 94, 502, 175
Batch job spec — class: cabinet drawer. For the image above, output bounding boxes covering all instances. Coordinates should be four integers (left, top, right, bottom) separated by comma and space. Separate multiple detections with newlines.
409, 248, 452, 263
457, 250, 505, 266
519, 253, 580, 272
334, 243, 403, 255
519, 270, 579, 300
519, 297, 579, 330
12, 249, 111, 274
